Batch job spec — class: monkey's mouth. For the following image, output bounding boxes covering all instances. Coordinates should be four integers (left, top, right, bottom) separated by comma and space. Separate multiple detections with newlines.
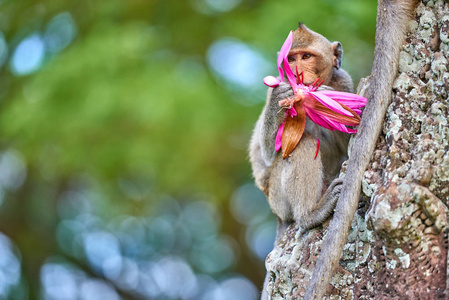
293, 71, 321, 86
295, 71, 324, 89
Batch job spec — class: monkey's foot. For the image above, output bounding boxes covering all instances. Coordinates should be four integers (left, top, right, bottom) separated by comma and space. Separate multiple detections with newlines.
325, 178, 344, 206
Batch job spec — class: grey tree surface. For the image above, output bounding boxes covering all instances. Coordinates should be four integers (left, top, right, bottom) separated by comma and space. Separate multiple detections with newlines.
263, 1, 449, 299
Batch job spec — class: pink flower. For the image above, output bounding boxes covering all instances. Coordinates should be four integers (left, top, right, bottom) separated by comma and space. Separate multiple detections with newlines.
265, 31, 367, 158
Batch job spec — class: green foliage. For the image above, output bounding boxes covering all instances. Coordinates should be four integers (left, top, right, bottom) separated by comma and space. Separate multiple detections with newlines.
1, 21, 254, 198
0, 0, 377, 298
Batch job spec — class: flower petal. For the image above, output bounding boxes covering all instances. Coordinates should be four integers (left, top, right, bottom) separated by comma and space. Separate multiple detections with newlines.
325, 117, 357, 133
281, 104, 306, 159
318, 90, 367, 110
283, 58, 298, 90
305, 109, 334, 131
263, 76, 281, 87
286, 107, 297, 117
275, 122, 284, 152
308, 92, 353, 116
324, 117, 351, 132
277, 31, 293, 81
310, 102, 360, 126
352, 108, 362, 115
304, 101, 361, 133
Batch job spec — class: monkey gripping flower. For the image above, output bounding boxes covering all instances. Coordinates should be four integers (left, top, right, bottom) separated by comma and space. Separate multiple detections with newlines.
263, 31, 367, 159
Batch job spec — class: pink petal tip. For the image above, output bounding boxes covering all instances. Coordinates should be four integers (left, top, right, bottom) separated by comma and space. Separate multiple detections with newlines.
263, 76, 281, 88
286, 107, 297, 118
277, 31, 293, 80
275, 122, 284, 152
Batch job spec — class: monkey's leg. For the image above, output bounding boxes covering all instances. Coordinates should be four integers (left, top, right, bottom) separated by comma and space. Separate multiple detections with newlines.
304, 0, 417, 299
297, 178, 343, 230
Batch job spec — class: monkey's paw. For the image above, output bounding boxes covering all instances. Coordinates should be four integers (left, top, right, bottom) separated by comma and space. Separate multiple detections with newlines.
327, 178, 344, 203
271, 81, 294, 103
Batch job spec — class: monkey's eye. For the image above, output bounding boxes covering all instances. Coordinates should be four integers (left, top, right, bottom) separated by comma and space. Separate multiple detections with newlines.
287, 56, 295, 63
302, 53, 312, 59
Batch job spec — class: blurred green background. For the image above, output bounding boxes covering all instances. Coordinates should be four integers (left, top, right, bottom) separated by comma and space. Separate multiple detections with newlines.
0, 0, 376, 299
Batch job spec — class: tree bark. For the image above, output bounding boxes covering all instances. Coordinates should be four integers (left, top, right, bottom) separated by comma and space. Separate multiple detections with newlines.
264, 1, 449, 298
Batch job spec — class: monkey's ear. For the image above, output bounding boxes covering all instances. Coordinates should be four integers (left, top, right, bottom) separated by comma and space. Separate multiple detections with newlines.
332, 42, 343, 69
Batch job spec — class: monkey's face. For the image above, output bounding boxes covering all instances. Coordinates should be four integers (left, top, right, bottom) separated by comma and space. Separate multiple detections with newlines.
286, 44, 334, 86
287, 24, 339, 87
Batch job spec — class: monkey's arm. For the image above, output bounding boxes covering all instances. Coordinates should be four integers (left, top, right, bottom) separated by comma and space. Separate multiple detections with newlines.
258, 82, 293, 164
249, 82, 293, 189
304, 1, 417, 299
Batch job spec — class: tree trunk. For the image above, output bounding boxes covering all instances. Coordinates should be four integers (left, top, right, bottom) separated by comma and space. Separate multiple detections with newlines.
264, 1, 449, 298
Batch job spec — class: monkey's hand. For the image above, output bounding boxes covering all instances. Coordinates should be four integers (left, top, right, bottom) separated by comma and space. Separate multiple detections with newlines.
275, 82, 303, 109
270, 81, 294, 106
277, 84, 335, 108
256, 81, 295, 166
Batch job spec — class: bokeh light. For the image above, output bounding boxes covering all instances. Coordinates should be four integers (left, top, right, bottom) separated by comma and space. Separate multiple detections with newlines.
41, 263, 79, 300
0, 149, 27, 207
0, 233, 21, 297
207, 38, 271, 103
231, 183, 276, 260
79, 279, 120, 300
191, 0, 242, 15
151, 256, 198, 298
83, 231, 122, 276
202, 276, 259, 300
44, 12, 77, 54
11, 34, 45, 76
231, 183, 271, 226
245, 221, 277, 260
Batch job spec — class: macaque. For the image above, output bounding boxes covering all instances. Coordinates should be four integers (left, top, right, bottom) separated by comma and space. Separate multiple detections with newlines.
249, 23, 355, 299
304, 1, 418, 299
250, 23, 353, 238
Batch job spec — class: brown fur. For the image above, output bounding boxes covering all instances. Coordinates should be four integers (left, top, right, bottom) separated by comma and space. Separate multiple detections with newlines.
291, 23, 315, 48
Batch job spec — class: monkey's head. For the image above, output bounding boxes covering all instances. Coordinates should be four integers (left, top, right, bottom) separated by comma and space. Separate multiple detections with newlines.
286, 23, 342, 86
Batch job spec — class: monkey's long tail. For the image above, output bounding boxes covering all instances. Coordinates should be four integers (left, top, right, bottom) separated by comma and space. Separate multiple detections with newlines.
304, 1, 417, 299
